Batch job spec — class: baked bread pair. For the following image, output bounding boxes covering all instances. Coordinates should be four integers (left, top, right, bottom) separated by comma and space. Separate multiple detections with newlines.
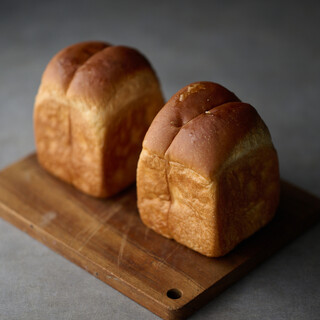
35, 42, 280, 257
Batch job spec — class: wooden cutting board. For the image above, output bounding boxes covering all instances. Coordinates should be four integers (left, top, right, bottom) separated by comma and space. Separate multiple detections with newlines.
0, 154, 319, 320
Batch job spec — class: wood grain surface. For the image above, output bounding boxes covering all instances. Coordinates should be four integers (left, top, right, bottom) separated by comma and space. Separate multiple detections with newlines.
0, 154, 319, 320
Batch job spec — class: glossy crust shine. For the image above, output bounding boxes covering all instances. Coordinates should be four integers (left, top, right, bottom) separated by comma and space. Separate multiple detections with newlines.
137, 82, 280, 257
34, 41, 164, 197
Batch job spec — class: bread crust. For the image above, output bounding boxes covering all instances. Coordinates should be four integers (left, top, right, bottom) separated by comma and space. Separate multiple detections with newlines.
137, 81, 280, 257
34, 41, 164, 197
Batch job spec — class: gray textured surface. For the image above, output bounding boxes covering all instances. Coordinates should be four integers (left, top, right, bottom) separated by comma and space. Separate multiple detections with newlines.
0, 1, 319, 319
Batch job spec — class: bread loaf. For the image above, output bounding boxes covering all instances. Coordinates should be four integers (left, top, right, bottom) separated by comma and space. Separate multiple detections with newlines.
137, 81, 280, 257
34, 41, 164, 197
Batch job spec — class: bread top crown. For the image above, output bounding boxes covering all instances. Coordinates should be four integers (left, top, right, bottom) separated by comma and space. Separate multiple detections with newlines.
36, 41, 158, 109
143, 81, 274, 179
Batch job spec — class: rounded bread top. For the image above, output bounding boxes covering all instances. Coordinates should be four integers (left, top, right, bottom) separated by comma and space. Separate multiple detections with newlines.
38, 41, 158, 108
143, 82, 240, 156
143, 81, 273, 179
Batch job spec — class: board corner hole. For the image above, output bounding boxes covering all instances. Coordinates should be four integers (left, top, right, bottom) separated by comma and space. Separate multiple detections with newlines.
167, 288, 182, 299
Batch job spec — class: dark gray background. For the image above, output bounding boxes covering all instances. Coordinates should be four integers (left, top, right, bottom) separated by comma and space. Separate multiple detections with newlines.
1, 1, 319, 319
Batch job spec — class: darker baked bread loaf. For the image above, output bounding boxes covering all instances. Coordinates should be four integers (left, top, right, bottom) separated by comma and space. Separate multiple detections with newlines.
137, 81, 280, 257
34, 41, 164, 197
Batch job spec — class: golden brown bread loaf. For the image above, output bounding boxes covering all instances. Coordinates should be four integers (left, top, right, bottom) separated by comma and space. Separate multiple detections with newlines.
137, 81, 280, 257
34, 41, 164, 197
